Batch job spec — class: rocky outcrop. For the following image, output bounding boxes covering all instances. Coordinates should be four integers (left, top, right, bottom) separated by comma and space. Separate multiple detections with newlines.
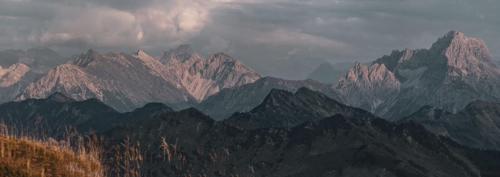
0, 63, 38, 104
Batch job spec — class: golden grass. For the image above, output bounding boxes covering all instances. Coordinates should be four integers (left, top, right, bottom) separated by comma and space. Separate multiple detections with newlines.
0, 125, 105, 177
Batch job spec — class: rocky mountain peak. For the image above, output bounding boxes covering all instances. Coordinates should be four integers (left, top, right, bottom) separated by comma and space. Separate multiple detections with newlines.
160, 46, 261, 102
134, 49, 149, 57
206, 52, 238, 67
73, 49, 101, 67
260, 89, 294, 106
210, 52, 233, 60
162, 44, 196, 63
442, 32, 495, 77
431, 31, 492, 62
430, 31, 462, 50
225, 87, 374, 129
134, 49, 158, 64
336, 31, 500, 119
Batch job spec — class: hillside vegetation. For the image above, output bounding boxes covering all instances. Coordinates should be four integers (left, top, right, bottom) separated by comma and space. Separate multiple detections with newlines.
0, 128, 105, 177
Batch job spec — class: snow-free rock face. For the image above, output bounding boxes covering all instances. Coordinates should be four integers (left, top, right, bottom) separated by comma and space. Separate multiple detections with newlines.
0, 63, 30, 87
18, 50, 194, 111
161, 45, 261, 101
336, 31, 500, 120
337, 62, 400, 113
0, 63, 36, 103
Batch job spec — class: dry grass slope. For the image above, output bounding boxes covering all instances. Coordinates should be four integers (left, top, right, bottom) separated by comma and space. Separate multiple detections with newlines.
0, 135, 105, 177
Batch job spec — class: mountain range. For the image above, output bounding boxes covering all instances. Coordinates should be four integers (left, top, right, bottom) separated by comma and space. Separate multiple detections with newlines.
10, 45, 259, 111
17, 49, 194, 111
0, 31, 500, 176
336, 31, 500, 119
0, 89, 499, 177
1, 31, 497, 121
0, 48, 67, 104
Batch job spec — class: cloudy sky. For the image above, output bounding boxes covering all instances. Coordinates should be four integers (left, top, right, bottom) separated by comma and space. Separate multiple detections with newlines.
0, 0, 498, 79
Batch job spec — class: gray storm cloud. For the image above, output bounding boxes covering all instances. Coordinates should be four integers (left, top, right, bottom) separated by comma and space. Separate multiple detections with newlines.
0, 0, 498, 79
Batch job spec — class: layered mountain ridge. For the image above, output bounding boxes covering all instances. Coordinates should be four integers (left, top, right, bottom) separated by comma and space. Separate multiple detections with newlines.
17, 46, 260, 111
337, 31, 500, 119
1, 88, 500, 177
402, 100, 500, 150
18, 50, 194, 111
197, 77, 340, 119
224, 87, 373, 129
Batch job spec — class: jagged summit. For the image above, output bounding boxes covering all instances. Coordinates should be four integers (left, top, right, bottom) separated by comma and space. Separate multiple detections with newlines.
431, 31, 464, 50
336, 31, 500, 119
159, 45, 261, 101
134, 49, 149, 57
210, 52, 233, 59
73, 49, 101, 67
133, 49, 159, 64
162, 44, 196, 62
